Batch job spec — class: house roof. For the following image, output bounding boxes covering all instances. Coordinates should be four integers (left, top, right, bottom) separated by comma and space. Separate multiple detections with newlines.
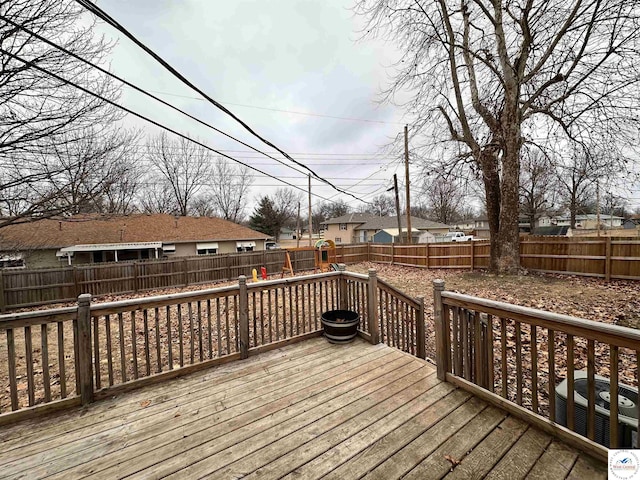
322, 213, 379, 225
355, 216, 450, 231
373, 228, 420, 237
0, 214, 269, 250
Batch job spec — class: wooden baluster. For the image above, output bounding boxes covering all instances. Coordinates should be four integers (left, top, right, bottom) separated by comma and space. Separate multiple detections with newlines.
275, 289, 280, 341
154, 308, 162, 373
637, 350, 640, 447
93, 316, 101, 389
73, 317, 80, 395
566, 334, 574, 430
238, 276, 249, 359
486, 315, 494, 393
166, 306, 173, 369
177, 304, 184, 367
610, 345, 619, 448
378, 288, 385, 344
268, 289, 273, 343
548, 329, 556, 423
197, 301, 203, 362
451, 307, 460, 376
462, 310, 470, 380
501, 317, 507, 398
474, 311, 482, 387
251, 291, 257, 347
289, 285, 295, 337
531, 325, 538, 414
216, 298, 222, 356
118, 313, 127, 382
131, 311, 138, 379
57, 321, 66, 398
515, 321, 522, 405
234, 295, 240, 351
299, 285, 306, 334
207, 300, 213, 359
260, 289, 265, 345
313, 283, 318, 331
586, 338, 595, 441
143, 309, 151, 375
41, 323, 51, 402
188, 302, 195, 364
105, 314, 114, 386
7, 328, 18, 410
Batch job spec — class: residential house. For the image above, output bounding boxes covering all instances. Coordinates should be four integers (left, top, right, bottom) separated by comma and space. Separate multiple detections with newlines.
322, 214, 450, 244
0, 214, 270, 269
537, 214, 624, 229
279, 227, 296, 241
451, 217, 491, 239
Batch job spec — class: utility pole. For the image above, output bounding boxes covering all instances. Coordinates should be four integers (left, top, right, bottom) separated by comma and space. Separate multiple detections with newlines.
393, 174, 403, 244
308, 175, 313, 246
296, 201, 301, 248
404, 125, 412, 244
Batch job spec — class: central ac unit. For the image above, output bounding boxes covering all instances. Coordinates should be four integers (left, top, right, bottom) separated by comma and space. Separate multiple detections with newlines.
555, 370, 638, 448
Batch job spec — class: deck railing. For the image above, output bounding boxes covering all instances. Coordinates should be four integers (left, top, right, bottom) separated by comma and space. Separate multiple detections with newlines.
433, 279, 639, 462
0, 268, 424, 423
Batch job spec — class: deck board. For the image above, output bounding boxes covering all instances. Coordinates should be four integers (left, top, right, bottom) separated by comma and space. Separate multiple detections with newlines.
0, 337, 607, 479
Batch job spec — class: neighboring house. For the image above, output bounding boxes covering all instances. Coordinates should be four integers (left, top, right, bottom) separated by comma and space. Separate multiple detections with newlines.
451, 217, 491, 237
0, 214, 270, 269
537, 214, 624, 229
532, 226, 571, 236
279, 227, 296, 241
321, 214, 450, 244
372, 228, 421, 244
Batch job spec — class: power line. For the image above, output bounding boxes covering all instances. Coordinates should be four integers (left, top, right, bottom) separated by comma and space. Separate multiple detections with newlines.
73, 0, 368, 204
128, 87, 405, 125
1, 48, 343, 204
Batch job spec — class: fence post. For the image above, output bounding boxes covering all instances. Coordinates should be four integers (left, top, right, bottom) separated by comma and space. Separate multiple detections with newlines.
76, 293, 94, 405
470, 241, 475, 271
425, 244, 430, 269
605, 237, 612, 282
0, 270, 5, 312
367, 269, 379, 344
133, 262, 139, 292
433, 279, 447, 381
238, 275, 249, 359
183, 258, 189, 286
338, 264, 348, 310
416, 296, 426, 359
73, 266, 80, 298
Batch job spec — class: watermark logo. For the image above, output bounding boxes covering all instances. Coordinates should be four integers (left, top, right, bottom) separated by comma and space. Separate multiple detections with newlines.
609, 450, 640, 479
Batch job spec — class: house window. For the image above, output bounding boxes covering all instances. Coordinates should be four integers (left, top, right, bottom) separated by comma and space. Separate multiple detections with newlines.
196, 242, 218, 255
335, 237, 342, 244
339, 224, 347, 230
197, 248, 217, 255
236, 241, 256, 252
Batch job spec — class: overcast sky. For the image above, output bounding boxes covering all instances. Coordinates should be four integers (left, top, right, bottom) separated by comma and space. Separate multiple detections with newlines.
93, 0, 415, 212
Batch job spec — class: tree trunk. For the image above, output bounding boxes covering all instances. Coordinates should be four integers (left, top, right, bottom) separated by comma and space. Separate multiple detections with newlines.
480, 148, 501, 272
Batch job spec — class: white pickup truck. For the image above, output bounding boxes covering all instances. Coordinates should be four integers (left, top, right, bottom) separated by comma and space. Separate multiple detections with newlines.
443, 231, 474, 242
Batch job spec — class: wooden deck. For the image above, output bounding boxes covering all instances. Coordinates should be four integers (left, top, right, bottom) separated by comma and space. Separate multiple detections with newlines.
0, 337, 607, 479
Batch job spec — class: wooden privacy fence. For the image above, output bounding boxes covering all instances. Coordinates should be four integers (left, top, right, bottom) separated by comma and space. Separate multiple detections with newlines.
0, 268, 425, 423
433, 279, 640, 463
336, 237, 640, 281
0, 249, 315, 311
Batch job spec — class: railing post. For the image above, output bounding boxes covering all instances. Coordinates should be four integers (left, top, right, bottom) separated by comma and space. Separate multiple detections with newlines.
433, 279, 447, 381
238, 275, 249, 359
416, 296, 426, 359
0, 270, 5, 312
367, 269, 379, 344
338, 264, 348, 310
76, 293, 94, 405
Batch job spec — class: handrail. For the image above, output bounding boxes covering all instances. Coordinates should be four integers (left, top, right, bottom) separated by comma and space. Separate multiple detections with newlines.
441, 291, 640, 349
377, 278, 420, 309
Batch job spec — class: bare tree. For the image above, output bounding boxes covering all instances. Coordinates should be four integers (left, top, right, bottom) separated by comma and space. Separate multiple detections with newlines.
208, 158, 253, 222
420, 173, 465, 224
0, 0, 122, 226
520, 149, 557, 231
357, 0, 640, 272
146, 132, 213, 216
139, 182, 178, 215
361, 194, 395, 216
556, 149, 603, 229
41, 127, 140, 215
